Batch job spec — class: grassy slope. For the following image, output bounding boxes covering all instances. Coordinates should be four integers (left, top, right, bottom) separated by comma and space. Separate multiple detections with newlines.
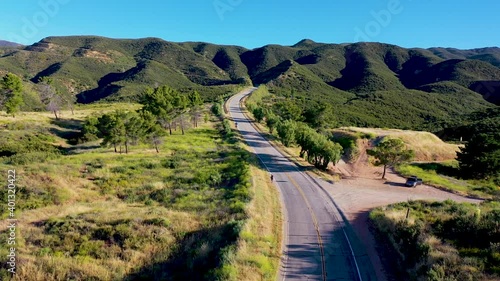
0, 36, 250, 104
344, 127, 460, 161
370, 200, 500, 281
0, 102, 279, 280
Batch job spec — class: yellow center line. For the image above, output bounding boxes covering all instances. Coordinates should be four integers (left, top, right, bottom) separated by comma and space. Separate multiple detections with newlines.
286, 173, 327, 281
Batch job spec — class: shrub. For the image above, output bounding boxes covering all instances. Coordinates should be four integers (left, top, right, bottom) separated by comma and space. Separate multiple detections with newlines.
139, 160, 160, 169
143, 218, 170, 227
161, 155, 182, 169
77, 240, 107, 258
7, 151, 60, 165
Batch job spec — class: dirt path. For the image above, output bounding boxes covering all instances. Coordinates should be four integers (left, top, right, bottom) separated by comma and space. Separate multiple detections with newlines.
319, 145, 481, 281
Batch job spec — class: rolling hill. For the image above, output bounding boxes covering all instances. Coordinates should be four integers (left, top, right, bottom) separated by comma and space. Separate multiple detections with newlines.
0, 36, 498, 129
0, 40, 22, 47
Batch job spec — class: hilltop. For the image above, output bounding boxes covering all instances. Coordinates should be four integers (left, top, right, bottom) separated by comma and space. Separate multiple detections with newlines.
0, 36, 498, 129
0, 40, 22, 47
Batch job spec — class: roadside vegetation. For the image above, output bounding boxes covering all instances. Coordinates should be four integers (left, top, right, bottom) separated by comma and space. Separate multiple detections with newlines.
397, 108, 500, 199
246, 85, 343, 170
397, 161, 499, 199
0, 84, 271, 280
370, 200, 500, 281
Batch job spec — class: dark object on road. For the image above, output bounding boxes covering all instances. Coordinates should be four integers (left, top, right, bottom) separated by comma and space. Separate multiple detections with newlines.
405, 176, 423, 187
270, 174, 274, 181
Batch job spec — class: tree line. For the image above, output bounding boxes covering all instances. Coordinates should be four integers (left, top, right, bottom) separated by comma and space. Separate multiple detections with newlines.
81, 85, 204, 153
249, 100, 343, 170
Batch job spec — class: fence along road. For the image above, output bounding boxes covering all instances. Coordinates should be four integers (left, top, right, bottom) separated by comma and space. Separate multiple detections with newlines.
228, 88, 378, 280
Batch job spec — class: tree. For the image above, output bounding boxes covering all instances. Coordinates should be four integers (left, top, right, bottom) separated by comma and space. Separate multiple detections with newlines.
122, 111, 144, 154
367, 138, 415, 179
303, 102, 335, 129
277, 120, 296, 147
272, 100, 303, 121
173, 92, 189, 135
265, 113, 279, 134
319, 141, 343, 169
252, 107, 265, 123
457, 132, 500, 180
62, 91, 77, 115
295, 123, 317, 158
139, 110, 165, 153
140, 86, 175, 134
97, 112, 125, 153
38, 77, 63, 119
80, 115, 100, 142
0, 73, 24, 117
188, 90, 203, 127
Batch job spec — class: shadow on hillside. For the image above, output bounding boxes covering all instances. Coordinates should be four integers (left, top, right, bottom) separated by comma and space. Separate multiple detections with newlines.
469, 81, 500, 105
124, 223, 240, 281
76, 62, 146, 103
31, 62, 62, 83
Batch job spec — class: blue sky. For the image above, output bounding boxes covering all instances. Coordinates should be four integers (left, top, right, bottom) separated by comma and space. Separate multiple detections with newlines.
1, 0, 499, 49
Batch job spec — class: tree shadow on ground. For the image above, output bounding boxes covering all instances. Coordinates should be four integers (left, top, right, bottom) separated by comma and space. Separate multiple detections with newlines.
48, 118, 83, 144
124, 223, 240, 281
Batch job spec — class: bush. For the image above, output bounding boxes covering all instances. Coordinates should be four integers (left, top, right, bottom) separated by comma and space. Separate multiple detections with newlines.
222, 119, 232, 136
211, 102, 223, 117
6, 151, 60, 165
161, 155, 182, 169
371, 201, 500, 280
139, 160, 160, 169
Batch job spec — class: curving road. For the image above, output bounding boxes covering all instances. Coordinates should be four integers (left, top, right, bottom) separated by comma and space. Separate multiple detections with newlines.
228, 88, 378, 281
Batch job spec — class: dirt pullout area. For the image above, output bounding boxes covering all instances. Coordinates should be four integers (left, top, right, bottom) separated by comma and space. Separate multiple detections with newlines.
321, 142, 481, 281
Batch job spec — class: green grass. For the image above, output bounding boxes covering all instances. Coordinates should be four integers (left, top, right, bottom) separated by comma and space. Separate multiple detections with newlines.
0, 103, 252, 280
370, 200, 500, 281
396, 162, 499, 199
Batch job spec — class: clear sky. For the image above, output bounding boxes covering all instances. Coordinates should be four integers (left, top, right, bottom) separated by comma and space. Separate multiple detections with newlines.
1, 0, 499, 49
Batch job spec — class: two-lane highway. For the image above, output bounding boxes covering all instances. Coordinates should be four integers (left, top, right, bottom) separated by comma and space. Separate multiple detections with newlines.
228, 88, 377, 281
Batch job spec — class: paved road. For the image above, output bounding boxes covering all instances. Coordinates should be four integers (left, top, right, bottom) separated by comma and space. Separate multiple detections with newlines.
228, 88, 378, 281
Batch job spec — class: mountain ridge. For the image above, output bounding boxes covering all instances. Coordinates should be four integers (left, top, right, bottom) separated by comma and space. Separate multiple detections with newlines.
0, 35, 498, 129
0, 40, 23, 47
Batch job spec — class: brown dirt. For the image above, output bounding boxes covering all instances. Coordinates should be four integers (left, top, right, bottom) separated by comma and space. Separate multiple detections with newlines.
321, 142, 481, 281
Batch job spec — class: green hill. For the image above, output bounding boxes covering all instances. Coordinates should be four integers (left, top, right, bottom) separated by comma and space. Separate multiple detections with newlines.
0, 36, 499, 129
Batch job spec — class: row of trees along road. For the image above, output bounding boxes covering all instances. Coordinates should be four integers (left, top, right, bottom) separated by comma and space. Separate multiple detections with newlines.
252, 105, 344, 170
250, 94, 415, 174
0, 72, 76, 118
82, 85, 204, 153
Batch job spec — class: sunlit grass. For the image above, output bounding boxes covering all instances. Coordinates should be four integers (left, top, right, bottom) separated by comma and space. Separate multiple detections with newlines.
396, 163, 496, 199
0, 102, 254, 280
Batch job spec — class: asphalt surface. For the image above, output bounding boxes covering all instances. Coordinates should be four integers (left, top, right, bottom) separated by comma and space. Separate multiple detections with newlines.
228, 88, 378, 281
